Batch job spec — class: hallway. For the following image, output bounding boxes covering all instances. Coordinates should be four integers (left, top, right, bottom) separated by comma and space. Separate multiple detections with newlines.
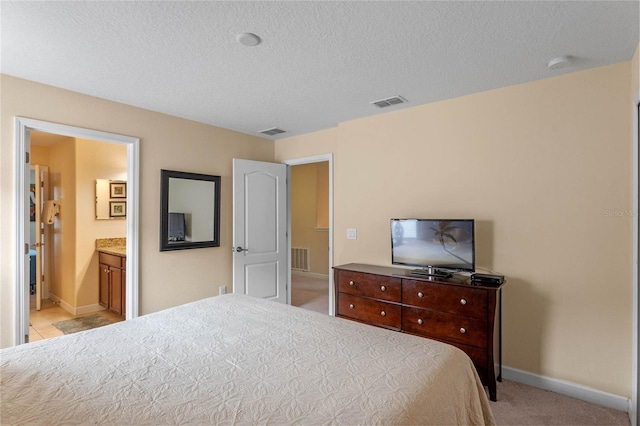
290, 273, 329, 315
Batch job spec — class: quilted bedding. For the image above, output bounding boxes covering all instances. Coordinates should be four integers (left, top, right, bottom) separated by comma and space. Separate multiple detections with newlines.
1, 293, 495, 425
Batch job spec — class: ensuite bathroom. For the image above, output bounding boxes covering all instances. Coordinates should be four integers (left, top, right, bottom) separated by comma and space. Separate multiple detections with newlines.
28, 131, 127, 341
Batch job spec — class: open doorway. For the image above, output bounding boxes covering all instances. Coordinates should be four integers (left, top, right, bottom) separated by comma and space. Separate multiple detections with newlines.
14, 117, 139, 346
27, 131, 129, 342
284, 155, 333, 315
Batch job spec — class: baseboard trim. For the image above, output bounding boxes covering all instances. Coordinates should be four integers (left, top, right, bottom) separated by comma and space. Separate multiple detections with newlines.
75, 303, 106, 316
503, 366, 630, 413
47, 293, 74, 315
47, 293, 104, 316
291, 271, 329, 279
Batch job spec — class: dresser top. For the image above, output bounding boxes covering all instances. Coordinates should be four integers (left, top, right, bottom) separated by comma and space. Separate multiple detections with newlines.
333, 263, 504, 290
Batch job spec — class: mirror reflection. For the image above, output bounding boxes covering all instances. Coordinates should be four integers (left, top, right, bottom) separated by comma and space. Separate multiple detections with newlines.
160, 170, 221, 251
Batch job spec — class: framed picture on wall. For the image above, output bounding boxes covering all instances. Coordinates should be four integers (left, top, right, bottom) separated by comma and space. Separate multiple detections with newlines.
109, 201, 126, 218
110, 181, 127, 198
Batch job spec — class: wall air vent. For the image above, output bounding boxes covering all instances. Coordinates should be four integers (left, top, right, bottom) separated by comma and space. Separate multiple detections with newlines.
370, 96, 407, 108
258, 127, 286, 136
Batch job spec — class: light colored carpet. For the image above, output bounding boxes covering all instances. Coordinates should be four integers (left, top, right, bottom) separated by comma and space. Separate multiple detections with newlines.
291, 273, 329, 314
52, 314, 114, 335
491, 379, 630, 425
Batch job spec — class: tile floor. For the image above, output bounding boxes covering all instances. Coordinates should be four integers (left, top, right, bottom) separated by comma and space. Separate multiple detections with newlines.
290, 273, 329, 314
29, 296, 123, 342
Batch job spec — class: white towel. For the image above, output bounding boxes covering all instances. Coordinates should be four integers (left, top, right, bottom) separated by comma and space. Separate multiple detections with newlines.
43, 200, 60, 224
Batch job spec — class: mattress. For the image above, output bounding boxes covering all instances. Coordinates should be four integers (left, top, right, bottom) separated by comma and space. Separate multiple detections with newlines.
1, 293, 495, 425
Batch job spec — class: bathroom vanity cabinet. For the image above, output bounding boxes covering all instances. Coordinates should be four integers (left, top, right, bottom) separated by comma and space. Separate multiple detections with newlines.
98, 252, 126, 318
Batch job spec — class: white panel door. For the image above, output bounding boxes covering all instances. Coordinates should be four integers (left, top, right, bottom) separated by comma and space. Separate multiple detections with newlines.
31, 165, 50, 311
22, 132, 31, 343
33, 165, 42, 311
233, 159, 288, 303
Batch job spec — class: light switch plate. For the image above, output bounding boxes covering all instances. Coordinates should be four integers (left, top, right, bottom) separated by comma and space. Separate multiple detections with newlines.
346, 228, 357, 240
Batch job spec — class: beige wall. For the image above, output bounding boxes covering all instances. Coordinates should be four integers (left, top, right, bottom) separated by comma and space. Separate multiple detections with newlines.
48, 137, 76, 303
276, 62, 633, 397
633, 44, 639, 95
275, 128, 339, 161
291, 163, 330, 275
316, 162, 329, 229
75, 138, 127, 309
0, 74, 274, 347
31, 145, 50, 165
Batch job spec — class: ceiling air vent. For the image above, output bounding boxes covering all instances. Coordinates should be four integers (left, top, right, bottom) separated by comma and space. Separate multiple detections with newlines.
370, 96, 407, 108
258, 127, 286, 136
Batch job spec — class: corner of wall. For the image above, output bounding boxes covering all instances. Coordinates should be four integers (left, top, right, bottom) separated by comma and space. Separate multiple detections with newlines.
632, 43, 639, 95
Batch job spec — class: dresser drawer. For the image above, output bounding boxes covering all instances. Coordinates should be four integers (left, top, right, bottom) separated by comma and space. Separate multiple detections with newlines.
337, 271, 401, 302
402, 306, 487, 348
338, 293, 401, 329
99, 252, 124, 268
402, 280, 487, 319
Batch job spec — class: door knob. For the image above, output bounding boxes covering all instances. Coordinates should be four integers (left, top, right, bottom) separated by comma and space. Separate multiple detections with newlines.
234, 247, 249, 253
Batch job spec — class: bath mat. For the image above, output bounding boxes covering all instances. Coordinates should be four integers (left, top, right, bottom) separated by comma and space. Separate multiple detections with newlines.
52, 314, 114, 335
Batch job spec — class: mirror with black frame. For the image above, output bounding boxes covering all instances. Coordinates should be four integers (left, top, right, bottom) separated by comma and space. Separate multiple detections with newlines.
160, 169, 221, 251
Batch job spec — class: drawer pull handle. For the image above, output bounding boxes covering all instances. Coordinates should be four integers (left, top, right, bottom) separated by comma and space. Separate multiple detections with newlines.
380, 285, 386, 291
460, 298, 467, 305
417, 319, 424, 325
349, 304, 355, 309
380, 311, 386, 317
349, 281, 355, 286
460, 327, 467, 334
418, 292, 425, 298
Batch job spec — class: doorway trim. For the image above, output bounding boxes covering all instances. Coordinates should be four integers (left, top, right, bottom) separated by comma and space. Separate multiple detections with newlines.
283, 154, 334, 315
14, 117, 140, 345
632, 91, 639, 426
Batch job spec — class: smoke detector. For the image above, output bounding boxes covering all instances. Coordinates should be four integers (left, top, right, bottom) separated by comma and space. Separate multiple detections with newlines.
237, 33, 261, 47
548, 56, 572, 70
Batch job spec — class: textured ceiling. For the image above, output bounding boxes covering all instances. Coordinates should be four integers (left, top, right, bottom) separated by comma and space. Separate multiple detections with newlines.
1, 1, 638, 140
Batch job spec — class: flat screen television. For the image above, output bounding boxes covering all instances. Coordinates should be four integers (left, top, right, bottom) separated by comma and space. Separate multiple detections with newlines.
168, 212, 186, 242
391, 218, 475, 274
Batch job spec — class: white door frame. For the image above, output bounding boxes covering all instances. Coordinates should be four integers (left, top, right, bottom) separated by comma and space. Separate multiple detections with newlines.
632, 91, 639, 426
283, 154, 334, 315
14, 117, 140, 345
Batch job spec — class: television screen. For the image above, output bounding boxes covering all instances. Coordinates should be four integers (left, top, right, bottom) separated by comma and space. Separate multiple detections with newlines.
391, 219, 475, 272
168, 212, 186, 242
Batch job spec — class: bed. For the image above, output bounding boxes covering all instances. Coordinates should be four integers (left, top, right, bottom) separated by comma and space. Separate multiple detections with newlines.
1, 294, 495, 425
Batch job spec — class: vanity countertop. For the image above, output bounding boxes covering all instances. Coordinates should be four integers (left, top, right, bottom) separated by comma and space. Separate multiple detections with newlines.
96, 238, 126, 257
98, 246, 126, 256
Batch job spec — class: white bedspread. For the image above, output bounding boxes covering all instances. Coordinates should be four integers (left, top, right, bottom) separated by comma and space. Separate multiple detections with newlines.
1, 294, 495, 425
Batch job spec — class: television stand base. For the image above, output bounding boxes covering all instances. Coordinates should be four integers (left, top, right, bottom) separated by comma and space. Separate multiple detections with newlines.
410, 268, 452, 279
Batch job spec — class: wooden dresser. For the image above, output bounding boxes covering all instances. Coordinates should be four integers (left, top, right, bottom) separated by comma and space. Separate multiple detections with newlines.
334, 263, 503, 401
